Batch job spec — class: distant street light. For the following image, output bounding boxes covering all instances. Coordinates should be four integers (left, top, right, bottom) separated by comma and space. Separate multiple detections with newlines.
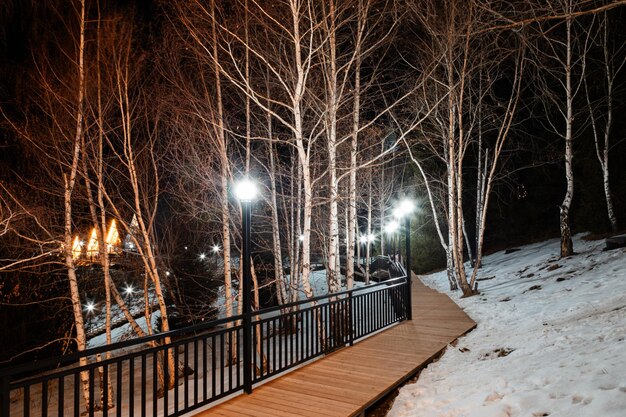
385, 220, 399, 261
124, 285, 134, 296
212, 245, 221, 268
165, 271, 171, 277
85, 302, 96, 314
299, 234, 305, 242
392, 198, 415, 321
234, 177, 259, 395
199, 253, 206, 261
359, 235, 367, 264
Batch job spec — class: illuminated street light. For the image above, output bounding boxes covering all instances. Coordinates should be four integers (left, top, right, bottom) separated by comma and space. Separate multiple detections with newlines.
212, 245, 221, 254
199, 253, 206, 261
367, 233, 376, 242
124, 285, 134, 296
234, 178, 259, 202
385, 221, 399, 235
85, 302, 96, 314
399, 198, 415, 216
391, 197, 416, 321
234, 177, 259, 394
299, 234, 305, 242
165, 271, 171, 277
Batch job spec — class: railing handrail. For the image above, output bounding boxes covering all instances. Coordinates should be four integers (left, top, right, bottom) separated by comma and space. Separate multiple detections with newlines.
0, 313, 244, 378
256, 275, 406, 315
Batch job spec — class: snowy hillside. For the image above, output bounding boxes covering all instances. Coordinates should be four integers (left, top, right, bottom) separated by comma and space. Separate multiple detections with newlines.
389, 234, 626, 417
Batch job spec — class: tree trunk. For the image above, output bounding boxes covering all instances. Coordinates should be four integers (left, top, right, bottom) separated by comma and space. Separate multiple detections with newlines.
560, 16, 574, 258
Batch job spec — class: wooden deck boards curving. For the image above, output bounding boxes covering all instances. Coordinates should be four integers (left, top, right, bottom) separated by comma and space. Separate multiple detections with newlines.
193, 275, 476, 417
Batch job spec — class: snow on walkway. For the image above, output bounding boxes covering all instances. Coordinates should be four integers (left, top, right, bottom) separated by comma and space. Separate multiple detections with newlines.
389, 234, 626, 417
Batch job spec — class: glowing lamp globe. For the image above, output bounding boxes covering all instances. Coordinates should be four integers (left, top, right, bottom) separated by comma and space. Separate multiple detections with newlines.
234, 179, 259, 202
385, 221, 399, 234
399, 199, 415, 216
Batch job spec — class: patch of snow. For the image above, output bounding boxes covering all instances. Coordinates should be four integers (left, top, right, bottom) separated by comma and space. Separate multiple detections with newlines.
389, 234, 626, 417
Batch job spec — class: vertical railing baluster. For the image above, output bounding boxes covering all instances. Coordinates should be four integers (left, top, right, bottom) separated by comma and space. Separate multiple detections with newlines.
219, 334, 224, 395
258, 323, 264, 379
102, 363, 109, 417
129, 357, 135, 417
193, 339, 198, 406
211, 335, 216, 399
152, 352, 157, 417
57, 377, 63, 417
141, 354, 146, 417
227, 331, 233, 392
202, 337, 207, 402
184, 342, 189, 410
88, 368, 94, 417
252, 325, 257, 382
24, 384, 30, 417
236, 328, 241, 388
41, 379, 48, 417
272, 318, 277, 372
163, 348, 169, 417
116, 360, 122, 417
0, 375, 9, 417
174, 345, 179, 415
73, 371, 79, 417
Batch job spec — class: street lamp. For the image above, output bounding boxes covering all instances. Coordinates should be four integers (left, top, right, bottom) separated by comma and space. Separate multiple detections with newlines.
124, 285, 134, 296
385, 220, 399, 258
84, 301, 96, 314
392, 198, 415, 320
199, 253, 206, 261
234, 177, 258, 395
212, 244, 221, 268
359, 235, 367, 264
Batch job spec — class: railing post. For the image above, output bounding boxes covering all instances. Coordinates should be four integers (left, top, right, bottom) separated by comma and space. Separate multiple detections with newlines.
1, 374, 9, 417
242, 201, 253, 394
348, 292, 354, 346
404, 217, 412, 320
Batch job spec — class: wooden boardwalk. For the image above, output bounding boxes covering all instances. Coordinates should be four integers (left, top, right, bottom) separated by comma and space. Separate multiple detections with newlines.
194, 275, 476, 417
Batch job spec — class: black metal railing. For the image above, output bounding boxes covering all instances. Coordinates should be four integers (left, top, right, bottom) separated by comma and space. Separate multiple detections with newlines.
1, 263, 408, 417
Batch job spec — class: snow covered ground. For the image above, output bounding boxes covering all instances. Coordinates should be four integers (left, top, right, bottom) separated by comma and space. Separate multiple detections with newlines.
389, 234, 626, 417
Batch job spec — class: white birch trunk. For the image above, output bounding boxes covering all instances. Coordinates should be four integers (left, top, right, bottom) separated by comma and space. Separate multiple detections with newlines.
560, 15, 574, 258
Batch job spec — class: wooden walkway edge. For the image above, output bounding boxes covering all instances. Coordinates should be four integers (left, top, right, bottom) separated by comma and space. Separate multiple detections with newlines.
193, 275, 476, 417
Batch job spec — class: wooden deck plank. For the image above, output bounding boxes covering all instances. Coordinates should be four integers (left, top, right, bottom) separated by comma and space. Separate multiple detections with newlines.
193, 276, 476, 417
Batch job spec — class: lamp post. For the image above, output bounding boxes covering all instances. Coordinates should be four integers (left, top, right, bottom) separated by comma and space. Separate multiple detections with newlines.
393, 198, 415, 320
234, 178, 258, 394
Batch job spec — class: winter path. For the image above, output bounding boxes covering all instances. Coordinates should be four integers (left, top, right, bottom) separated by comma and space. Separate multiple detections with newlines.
194, 276, 476, 417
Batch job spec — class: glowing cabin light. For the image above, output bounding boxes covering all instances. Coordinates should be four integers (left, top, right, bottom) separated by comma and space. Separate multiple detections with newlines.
105, 220, 120, 254
72, 236, 82, 259
87, 228, 99, 257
